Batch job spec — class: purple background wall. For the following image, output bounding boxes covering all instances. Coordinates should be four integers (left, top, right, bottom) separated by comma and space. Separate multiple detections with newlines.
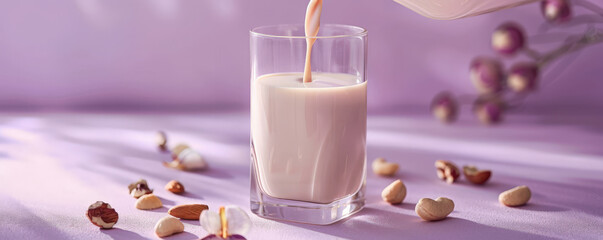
1, 0, 601, 111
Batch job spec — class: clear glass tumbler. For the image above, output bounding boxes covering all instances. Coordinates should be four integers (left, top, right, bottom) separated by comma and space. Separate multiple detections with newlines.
250, 24, 367, 225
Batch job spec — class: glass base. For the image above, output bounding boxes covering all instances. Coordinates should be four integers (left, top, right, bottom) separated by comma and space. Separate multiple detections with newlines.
250, 168, 365, 225
250, 187, 364, 225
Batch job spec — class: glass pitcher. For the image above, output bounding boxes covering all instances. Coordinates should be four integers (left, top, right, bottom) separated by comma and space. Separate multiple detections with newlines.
393, 0, 539, 20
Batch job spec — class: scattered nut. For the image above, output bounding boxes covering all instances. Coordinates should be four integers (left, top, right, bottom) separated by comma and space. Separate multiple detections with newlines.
154, 216, 184, 238
381, 179, 407, 204
165, 147, 208, 171
169, 204, 209, 220
200, 206, 251, 238
415, 197, 455, 221
157, 131, 168, 151
171, 143, 190, 159
135, 194, 163, 210
463, 165, 492, 185
499, 185, 531, 207
128, 179, 146, 193
372, 158, 399, 177
435, 160, 460, 184
128, 179, 153, 198
165, 180, 185, 194
87, 201, 118, 229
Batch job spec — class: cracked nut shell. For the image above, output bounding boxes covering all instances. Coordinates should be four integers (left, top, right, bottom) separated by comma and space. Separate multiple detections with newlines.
87, 201, 118, 229
463, 165, 492, 185
128, 179, 153, 198
435, 160, 460, 184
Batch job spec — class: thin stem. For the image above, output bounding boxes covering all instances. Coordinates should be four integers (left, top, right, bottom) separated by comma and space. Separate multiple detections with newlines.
574, 0, 603, 16
547, 14, 603, 29
523, 48, 542, 60
457, 94, 478, 104
537, 28, 603, 67
542, 47, 583, 88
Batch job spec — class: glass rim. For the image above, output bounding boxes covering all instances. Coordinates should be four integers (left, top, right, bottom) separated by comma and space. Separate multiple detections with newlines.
250, 24, 367, 39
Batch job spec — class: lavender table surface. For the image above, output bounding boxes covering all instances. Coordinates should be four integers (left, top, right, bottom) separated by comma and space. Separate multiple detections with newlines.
1, 111, 602, 240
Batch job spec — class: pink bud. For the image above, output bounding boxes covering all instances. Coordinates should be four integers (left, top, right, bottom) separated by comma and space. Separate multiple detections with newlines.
431, 92, 458, 123
492, 22, 526, 56
201, 235, 246, 240
470, 57, 505, 94
473, 96, 505, 125
507, 62, 540, 93
541, 0, 572, 23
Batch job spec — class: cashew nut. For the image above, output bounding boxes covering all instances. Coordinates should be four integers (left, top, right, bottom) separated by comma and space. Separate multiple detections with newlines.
499, 185, 531, 207
135, 194, 163, 210
415, 197, 454, 221
154, 216, 184, 238
381, 179, 407, 204
372, 158, 399, 177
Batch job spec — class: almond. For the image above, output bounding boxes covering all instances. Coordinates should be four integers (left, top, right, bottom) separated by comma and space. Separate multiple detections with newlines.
165, 180, 185, 194
168, 204, 209, 220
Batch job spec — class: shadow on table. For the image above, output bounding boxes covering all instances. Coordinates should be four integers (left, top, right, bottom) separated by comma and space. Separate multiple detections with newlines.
194, 166, 235, 179
0, 151, 11, 161
157, 196, 176, 207
100, 228, 146, 240
101, 228, 199, 240
1, 196, 75, 239
392, 202, 416, 211
144, 206, 169, 213
181, 191, 205, 200
160, 231, 199, 240
519, 203, 567, 212
282, 207, 558, 240
182, 219, 201, 226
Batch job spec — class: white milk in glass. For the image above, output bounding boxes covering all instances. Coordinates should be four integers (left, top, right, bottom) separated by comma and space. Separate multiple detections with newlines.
251, 72, 366, 203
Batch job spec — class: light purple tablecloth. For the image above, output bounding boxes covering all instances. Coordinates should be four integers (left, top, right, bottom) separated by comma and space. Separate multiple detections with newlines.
1, 111, 602, 239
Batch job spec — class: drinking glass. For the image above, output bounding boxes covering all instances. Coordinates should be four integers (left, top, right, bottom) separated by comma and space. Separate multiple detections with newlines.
250, 24, 367, 225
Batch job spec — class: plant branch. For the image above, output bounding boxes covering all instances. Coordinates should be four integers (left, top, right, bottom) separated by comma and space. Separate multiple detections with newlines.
574, 0, 603, 16
537, 28, 603, 67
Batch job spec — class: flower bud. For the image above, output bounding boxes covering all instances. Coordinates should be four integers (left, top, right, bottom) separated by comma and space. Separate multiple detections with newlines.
507, 62, 540, 93
470, 57, 505, 94
492, 22, 526, 56
541, 0, 572, 23
431, 92, 458, 123
473, 96, 505, 125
